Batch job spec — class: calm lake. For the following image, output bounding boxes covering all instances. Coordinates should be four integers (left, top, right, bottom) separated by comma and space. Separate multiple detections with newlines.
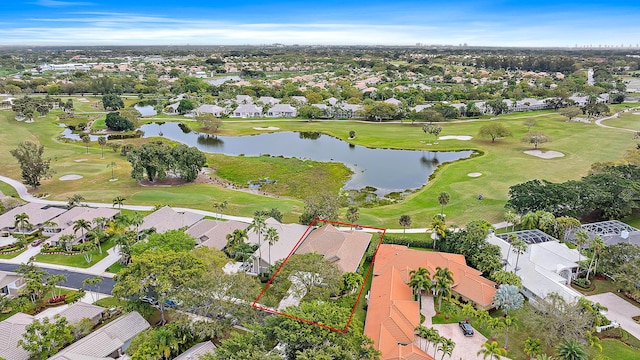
139, 122, 474, 195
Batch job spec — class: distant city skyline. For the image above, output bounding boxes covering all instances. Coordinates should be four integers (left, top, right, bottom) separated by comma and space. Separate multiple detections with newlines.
1, 0, 639, 47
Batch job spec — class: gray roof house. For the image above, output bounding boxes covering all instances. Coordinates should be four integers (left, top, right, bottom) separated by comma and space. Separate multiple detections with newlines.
0, 270, 25, 297
49, 311, 150, 360
0, 312, 33, 360
250, 218, 310, 275
54, 302, 105, 325
0, 203, 67, 237
258, 96, 281, 105
569, 220, 640, 247
267, 104, 297, 118
384, 98, 402, 106
43, 207, 118, 237
193, 104, 226, 117
291, 96, 308, 104
139, 206, 204, 234
236, 95, 253, 104
174, 341, 216, 360
232, 104, 263, 118
186, 219, 249, 250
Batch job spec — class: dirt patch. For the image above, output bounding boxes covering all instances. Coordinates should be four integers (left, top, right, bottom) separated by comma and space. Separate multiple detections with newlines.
439, 135, 472, 141
74, 159, 88, 162
253, 126, 280, 131
467, 172, 482, 177
59, 174, 83, 181
524, 150, 565, 159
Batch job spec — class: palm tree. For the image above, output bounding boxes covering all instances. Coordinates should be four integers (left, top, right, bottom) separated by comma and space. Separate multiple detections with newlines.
438, 338, 455, 360
433, 267, 454, 312
87, 228, 104, 254
59, 234, 75, 252
424, 327, 440, 353
73, 219, 91, 243
249, 215, 266, 273
511, 238, 527, 274
586, 331, 602, 353
556, 339, 587, 360
414, 325, 428, 350
13, 212, 30, 238
502, 315, 517, 349
438, 192, 450, 217
112, 196, 125, 213
345, 206, 359, 227
431, 215, 446, 250
433, 335, 444, 359
477, 341, 507, 360
399, 215, 412, 233
504, 209, 520, 232
585, 236, 605, 281
524, 338, 542, 359
66, 193, 84, 209
107, 161, 117, 180
504, 233, 518, 270
98, 136, 107, 159
129, 212, 144, 242
573, 229, 589, 275
265, 226, 279, 270
409, 267, 431, 311
534, 355, 556, 360
81, 134, 90, 154
521, 211, 539, 230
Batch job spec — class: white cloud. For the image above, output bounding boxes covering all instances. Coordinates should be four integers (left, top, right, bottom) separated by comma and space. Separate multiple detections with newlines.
34, 0, 93, 7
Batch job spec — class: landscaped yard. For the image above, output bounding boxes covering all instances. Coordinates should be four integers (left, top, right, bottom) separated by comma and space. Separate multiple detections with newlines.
35, 238, 116, 268
0, 246, 27, 259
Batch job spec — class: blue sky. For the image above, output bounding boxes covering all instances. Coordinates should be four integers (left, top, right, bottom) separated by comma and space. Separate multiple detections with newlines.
1, 0, 639, 46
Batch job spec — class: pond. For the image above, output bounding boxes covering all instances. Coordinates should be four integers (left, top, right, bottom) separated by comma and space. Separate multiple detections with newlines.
133, 105, 157, 117
138, 122, 474, 195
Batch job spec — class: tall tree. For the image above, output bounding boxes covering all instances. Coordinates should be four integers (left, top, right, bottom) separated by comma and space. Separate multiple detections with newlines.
66, 193, 84, 209
264, 226, 279, 272
408, 267, 431, 311
493, 284, 524, 315
18, 315, 74, 360
585, 236, 605, 281
73, 219, 91, 243
102, 94, 124, 110
478, 123, 512, 142
511, 238, 527, 274
98, 136, 107, 159
107, 161, 117, 180
249, 215, 267, 272
477, 340, 507, 360
524, 338, 542, 359
521, 131, 550, 149
346, 205, 360, 226
399, 215, 412, 233
14, 212, 30, 238
438, 192, 450, 217
573, 229, 589, 273
433, 267, 454, 312
10, 141, 54, 189
81, 134, 90, 154
112, 196, 126, 213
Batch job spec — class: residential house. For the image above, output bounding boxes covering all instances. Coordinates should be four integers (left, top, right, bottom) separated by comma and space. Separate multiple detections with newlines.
334, 103, 363, 119
412, 104, 433, 112
174, 341, 216, 360
295, 224, 371, 273
43, 206, 118, 237
0, 313, 33, 360
326, 97, 338, 106
372, 244, 497, 310
0, 271, 25, 298
384, 98, 402, 106
235, 95, 253, 104
488, 232, 583, 303
193, 104, 226, 117
165, 102, 180, 114
186, 219, 249, 250
267, 104, 297, 118
49, 311, 150, 360
311, 103, 332, 117
53, 302, 105, 325
250, 218, 310, 274
258, 96, 281, 105
232, 104, 263, 118
291, 96, 307, 104
569, 220, 640, 247
0, 203, 67, 237
139, 206, 204, 234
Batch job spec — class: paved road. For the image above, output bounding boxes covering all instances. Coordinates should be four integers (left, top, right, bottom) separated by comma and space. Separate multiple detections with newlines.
0, 263, 115, 293
587, 292, 640, 341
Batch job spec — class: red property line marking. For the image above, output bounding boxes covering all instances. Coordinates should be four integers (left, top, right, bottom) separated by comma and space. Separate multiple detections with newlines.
251, 219, 386, 333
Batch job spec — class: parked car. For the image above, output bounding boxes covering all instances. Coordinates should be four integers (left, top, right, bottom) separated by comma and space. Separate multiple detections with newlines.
31, 238, 45, 247
140, 296, 158, 306
164, 299, 182, 308
459, 321, 474, 336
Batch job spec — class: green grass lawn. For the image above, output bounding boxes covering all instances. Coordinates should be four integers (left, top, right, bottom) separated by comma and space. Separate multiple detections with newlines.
600, 338, 640, 359
35, 238, 115, 268
0, 181, 19, 197
0, 246, 27, 259
1, 105, 640, 227
95, 296, 126, 308
600, 112, 640, 131
106, 261, 126, 274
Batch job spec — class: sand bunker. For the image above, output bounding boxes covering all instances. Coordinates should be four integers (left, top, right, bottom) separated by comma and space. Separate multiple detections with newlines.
633, 112, 640, 115
524, 150, 565, 159
78, 98, 90, 103
254, 126, 280, 131
439, 135, 472, 141
467, 172, 482, 177
60, 174, 83, 181
74, 159, 88, 162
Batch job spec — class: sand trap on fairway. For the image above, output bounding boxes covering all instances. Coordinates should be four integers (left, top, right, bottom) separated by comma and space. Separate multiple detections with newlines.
74, 159, 88, 162
467, 172, 482, 177
633, 112, 640, 115
524, 150, 565, 159
439, 135, 473, 141
254, 126, 280, 131
60, 174, 83, 181
78, 98, 90, 103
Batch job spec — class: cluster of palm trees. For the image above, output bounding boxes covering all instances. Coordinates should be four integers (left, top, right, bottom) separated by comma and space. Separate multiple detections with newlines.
228, 215, 280, 275
414, 325, 455, 359
408, 266, 455, 313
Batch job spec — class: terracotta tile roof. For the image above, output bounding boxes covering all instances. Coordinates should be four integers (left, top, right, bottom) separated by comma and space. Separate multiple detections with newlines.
295, 224, 371, 273
373, 245, 496, 308
364, 265, 433, 360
